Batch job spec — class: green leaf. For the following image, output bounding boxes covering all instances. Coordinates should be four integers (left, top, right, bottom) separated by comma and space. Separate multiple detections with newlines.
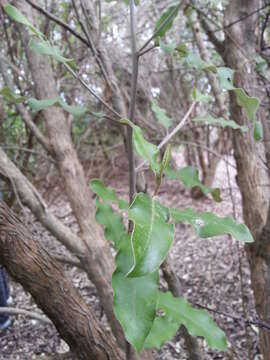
127, 193, 174, 277
186, 53, 216, 72
191, 88, 211, 103
112, 271, 159, 354
91, 111, 105, 118
132, 125, 160, 172
254, 121, 263, 141
256, 60, 268, 74
115, 231, 134, 274
121, 119, 160, 173
95, 200, 128, 250
217, 67, 235, 90
160, 145, 172, 176
159, 39, 177, 54
28, 97, 59, 112
0, 87, 26, 104
144, 311, 179, 349
166, 167, 221, 202
58, 99, 88, 117
217, 68, 259, 121
152, 100, 172, 128
234, 88, 259, 122
154, 6, 179, 45
28, 39, 76, 69
3, 5, 44, 39
28, 97, 88, 117
170, 208, 253, 243
193, 114, 248, 132
145, 292, 227, 351
94, 197, 132, 274
175, 44, 188, 57
90, 179, 129, 209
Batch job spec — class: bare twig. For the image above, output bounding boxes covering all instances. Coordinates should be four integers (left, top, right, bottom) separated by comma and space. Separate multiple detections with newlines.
190, 1, 270, 34
1, 146, 56, 163
24, 0, 89, 46
64, 64, 122, 119
175, 140, 236, 169
53, 254, 83, 269
195, 303, 270, 333
0, 307, 51, 324
136, 102, 196, 172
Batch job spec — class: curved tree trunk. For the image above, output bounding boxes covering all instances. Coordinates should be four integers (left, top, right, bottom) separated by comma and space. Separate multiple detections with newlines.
9, 0, 126, 351
0, 201, 124, 360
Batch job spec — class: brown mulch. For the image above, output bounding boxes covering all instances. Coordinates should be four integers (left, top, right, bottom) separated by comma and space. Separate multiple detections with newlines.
0, 154, 263, 360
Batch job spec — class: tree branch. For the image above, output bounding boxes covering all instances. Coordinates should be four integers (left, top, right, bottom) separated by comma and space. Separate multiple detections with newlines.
198, 16, 225, 55
24, 0, 89, 47
136, 102, 196, 172
127, 0, 138, 203
0, 307, 51, 324
64, 63, 122, 120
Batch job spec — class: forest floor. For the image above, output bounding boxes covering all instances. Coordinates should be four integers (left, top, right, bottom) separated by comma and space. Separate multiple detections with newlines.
0, 152, 263, 360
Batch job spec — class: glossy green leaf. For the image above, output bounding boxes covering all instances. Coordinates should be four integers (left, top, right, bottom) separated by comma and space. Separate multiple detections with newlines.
144, 312, 179, 349
121, 118, 160, 173
145, 292, 227, 351
95, 200, 128, 250
254, 121, 263, 141
166, 167, 221, 202
193, 114, 248, 132
154, 6, 179, 44
3, 5, 44, 39
191, 88, 211, 103
170, 208, 253, 243
115, 232, 133, 275
0, 87, 26, 104
94, 196, 132, 274
112, 271, 159, 354
127, 193, 174, 277
132, 125, 160, 172
152, 100, 172, 128
90, 179, 129, 209
186, 53, 216, 72
28, 39, 76, 69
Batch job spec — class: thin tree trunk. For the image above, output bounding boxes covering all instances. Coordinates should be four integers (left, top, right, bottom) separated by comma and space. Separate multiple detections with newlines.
223, 1, 270, 358
0, 201, 124, 360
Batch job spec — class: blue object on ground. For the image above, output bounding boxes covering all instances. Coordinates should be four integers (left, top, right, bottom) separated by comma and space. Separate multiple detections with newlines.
0, 267, 11, 331
0, 318, 11, 331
